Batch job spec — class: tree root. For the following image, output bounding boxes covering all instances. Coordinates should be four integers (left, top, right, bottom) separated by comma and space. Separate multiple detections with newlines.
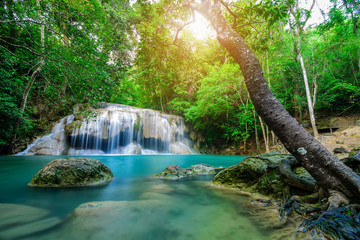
279, 156, 316, 192
297, 206, 360, 239
278, 196, 328, 221
328, 190, 350, 210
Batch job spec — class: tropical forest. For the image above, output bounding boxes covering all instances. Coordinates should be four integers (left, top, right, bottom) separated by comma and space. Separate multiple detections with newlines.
0, 0, 360, 239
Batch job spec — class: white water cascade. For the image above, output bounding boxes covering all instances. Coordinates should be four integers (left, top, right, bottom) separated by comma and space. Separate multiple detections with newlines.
17, 116, 74, 155
19, 104, 195, 155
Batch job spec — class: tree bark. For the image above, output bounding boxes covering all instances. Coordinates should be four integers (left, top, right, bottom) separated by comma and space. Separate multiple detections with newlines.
290, 20, 318, 138
184, 0, 360, 198
298, 47, 318, 138
288, 0, 318, 138
259, 116, 269, 153
253, 110, 261, 153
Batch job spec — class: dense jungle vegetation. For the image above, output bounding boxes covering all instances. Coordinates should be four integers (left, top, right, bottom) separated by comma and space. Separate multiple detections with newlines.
0, 0, 359, 153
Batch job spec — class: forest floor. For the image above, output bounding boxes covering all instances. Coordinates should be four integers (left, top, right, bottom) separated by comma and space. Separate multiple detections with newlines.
217, 115, 360, 156
319, 125, 360, 158
270, 116, 360, 158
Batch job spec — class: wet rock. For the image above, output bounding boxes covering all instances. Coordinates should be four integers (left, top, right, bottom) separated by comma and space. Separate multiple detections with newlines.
151, 184, 174, 194
333, 147, 349, 154
170, 142, 192, 154
0, 204, 61, 240
29, 158, 114, 187
188, 164, 216, 175
212, 153, 313, 198
58, 200, 174, 240
155, 165, 190, 179
155, 164, 217, 180
122, 142, 142, 154
27, 132, 66, 155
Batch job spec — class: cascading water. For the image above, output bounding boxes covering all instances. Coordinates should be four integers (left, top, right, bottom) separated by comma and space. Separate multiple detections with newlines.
18, 116, 74, 155
19, 104, 195, 155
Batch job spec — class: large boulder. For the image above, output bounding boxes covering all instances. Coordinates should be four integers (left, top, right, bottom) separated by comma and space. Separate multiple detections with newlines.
29, 158, 114, 187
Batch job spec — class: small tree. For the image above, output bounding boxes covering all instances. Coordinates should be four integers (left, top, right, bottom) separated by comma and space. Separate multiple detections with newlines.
288, 0, 319, 138
183, 0, 360, 198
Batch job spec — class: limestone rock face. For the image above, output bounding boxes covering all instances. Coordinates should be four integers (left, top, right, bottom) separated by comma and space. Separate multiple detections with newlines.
19, 104, 195, 155
122, 142, 142, 154
170, 142, 192, 154
29, 158, 114, 187
27, 131, 66, 155
65, 104, 193, 154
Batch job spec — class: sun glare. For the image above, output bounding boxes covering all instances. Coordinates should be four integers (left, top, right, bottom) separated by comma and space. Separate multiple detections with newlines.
186, 12, 216, 40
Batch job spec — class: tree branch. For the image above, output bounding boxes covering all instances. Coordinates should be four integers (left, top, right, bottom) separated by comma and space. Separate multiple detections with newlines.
220, 0, 237, 29
0, 37, 42, 56
0, 19, 62, 35
163, 12, 195, 46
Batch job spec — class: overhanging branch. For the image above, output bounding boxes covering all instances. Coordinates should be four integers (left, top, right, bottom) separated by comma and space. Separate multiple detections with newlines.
220, 0, 237, 29
163, 10, 195, 46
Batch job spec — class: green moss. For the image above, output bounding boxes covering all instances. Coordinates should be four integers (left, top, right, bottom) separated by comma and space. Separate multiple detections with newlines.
134, 113, 141, 131
64, 120, 82, 135
212, 153, 315, 198
75, 110, 98, 122
29, 158, 114, 187
349, 146, 360, 157
255, 168, 286, 198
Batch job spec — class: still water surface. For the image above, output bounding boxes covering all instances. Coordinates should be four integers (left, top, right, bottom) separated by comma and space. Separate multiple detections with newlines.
0, 155, 278, 240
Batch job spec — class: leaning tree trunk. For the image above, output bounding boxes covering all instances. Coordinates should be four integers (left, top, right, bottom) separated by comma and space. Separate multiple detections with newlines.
184, 0, 360, 198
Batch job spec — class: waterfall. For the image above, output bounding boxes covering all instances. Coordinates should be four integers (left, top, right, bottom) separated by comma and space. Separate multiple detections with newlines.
17, 116, 74, 155
19, 104, 195, 155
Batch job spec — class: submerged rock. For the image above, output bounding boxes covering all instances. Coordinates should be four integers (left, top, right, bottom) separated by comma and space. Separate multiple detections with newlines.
29, 158, 114, 187
0, 204, 61, 240
155, 164, 217, 180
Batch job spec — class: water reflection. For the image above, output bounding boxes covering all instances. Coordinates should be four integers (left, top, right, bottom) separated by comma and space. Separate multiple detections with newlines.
0, 155, 283, 240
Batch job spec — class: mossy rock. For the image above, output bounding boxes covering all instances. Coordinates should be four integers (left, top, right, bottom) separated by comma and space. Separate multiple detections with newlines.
155, 164, 217, 180
212, 153, 291, 185
29, 158, 114, 187
188, 164, 216, 175
155, 165, 190, 179
349, 146, 360, 157
212, 153, 303, 198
